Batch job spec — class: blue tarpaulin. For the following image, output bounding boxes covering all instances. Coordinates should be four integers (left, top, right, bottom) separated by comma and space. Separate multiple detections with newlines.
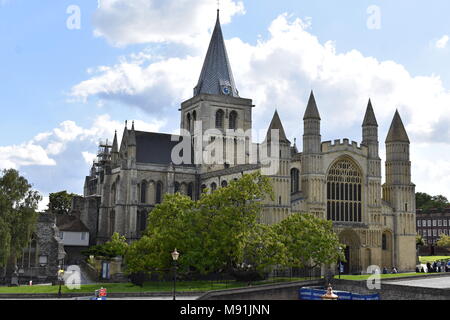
299, 287, 380, 300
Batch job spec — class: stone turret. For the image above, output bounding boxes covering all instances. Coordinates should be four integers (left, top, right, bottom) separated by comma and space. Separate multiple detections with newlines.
111, 130, 119, 166
301, 91, 326, 219
383, 110, 416, 271
261, 110, 291, 225
362, 99, 382, 225
362, 99, 379, 160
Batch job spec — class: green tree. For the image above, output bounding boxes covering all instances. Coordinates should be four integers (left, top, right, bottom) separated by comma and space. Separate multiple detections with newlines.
0, 169, 41, 269
416, 234, 425, 247
83, 232, 128, 259
124, 171, 274, 276
125, 193, 196, 275
437, 234, 450, 248
48, 190, 77, 215
241, 224, 287, 275
416, 192, 449, 210
274, 213, 345, 269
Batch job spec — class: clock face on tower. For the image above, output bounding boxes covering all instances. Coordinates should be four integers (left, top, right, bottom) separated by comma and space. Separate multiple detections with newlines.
222, 86, 231, 95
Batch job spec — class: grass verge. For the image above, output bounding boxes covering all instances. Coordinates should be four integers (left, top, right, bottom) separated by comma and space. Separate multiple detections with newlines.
0, 277, 319, 294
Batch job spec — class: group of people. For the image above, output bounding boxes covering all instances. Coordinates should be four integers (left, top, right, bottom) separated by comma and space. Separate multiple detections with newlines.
417, 260, 450, 273
382, 267, 398, 274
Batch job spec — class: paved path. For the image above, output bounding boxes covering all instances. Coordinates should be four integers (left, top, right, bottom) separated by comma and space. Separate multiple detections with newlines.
385, 276, 450, 289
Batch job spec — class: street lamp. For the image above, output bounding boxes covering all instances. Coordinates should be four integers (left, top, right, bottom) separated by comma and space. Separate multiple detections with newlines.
171, 249, 180, 301
338, 246, 342, 279
57, 267, 65, 298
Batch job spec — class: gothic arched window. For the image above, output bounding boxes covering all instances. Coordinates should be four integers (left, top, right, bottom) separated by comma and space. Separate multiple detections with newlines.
156, 181, 163, 204
188, 182, 194, 200
211, 182, 217, 193
326, 158, 363, 222
111, 183, 117, 205
290, 168, 300, 193
174, 182, 180, 194
215, 109, 224, 129
229, 111, 238, 129
140, 181, 147, 204
138, 211, 148, 233
186, 113, 191, 132
221, 180, 228, 188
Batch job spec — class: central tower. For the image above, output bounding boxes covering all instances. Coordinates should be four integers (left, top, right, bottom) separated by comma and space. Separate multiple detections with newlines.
180, 10, 253, 173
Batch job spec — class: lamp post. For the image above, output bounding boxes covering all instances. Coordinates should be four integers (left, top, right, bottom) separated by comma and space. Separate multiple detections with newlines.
171, 249, 180, 301
338, 246, 342, 279
57, 267, 65, 298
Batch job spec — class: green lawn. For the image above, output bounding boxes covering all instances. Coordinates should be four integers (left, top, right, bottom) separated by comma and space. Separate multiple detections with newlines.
0, 277, 317, 294
334, 272, 438, 281
419, 256, 450, 264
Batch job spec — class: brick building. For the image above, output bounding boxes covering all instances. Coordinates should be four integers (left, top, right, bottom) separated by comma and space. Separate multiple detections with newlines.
416, 207, 450, 246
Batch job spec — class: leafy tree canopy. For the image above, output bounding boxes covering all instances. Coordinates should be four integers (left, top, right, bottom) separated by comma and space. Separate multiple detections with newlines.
0, 169, 41, 268
437, 234, 450, 248
416, 192, 449, 211
48, 190, 78, 215
125, 171, 274, 276
83, 232, 128, 259
274, 213, 345, 269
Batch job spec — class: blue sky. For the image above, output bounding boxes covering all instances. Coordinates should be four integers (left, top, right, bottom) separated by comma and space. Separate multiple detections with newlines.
0, 0, 449, 207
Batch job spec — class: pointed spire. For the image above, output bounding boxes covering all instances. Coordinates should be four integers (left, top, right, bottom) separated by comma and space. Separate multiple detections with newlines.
386, 110, 410, 144
303, 91, 321, 120
128, 121, 136, 146
363, 99, 378, 127
194, 10, 238, 97
112, 130, 118, 153
267, 110, 290, 143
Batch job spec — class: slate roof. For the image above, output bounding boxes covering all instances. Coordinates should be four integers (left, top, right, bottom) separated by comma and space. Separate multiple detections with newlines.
194, 10, 239, 97
386, 110, 410, 143
56, 215, 89, 233
135, 131, 195, 166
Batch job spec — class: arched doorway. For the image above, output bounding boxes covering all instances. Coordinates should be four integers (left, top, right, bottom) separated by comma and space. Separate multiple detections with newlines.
339, 229, 361, 274
381, 230, 393, 269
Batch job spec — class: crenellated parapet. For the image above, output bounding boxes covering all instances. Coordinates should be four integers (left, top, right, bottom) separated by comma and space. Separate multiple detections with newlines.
322, 139, 368, 157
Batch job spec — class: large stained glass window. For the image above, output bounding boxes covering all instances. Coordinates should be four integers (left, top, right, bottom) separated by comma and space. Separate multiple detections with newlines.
327, 159, 362, 222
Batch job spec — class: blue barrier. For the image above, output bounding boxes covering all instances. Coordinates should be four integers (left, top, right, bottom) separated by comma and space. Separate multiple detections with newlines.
299, 287, 380, 300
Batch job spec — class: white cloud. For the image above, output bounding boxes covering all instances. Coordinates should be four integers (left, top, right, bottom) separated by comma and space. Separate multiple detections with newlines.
0, 143, 56, 169
93, 0, 245, 47
82, 151, 97, 165
1, 114, 167, 211
436, 35, 449, 49
70, 55, 202, 114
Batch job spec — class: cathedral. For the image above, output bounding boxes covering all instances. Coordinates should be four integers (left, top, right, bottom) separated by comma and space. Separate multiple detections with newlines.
76, 11, 417, 274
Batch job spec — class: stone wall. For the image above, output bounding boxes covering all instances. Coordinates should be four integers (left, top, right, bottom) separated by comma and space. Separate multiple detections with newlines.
198, 280, 322, 300
332, 277, 450, 300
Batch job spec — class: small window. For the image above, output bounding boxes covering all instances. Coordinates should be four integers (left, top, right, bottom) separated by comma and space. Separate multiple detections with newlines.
81, 232, 87, 241
60, 232, 64, 239
382, 234, 387, 250
229, 111, 238, 129
39, 255, 48, 266
215, 110, 224, 129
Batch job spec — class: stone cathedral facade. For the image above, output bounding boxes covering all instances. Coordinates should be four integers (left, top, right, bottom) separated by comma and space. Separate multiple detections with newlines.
76, 11, 416, 273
